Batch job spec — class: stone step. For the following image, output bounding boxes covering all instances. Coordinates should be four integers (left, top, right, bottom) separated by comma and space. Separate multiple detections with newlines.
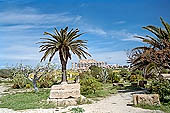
51, 83, 80, 90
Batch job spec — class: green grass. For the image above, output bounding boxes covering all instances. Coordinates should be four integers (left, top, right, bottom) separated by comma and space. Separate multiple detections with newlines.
0, 89, 56, 110
70, 107, 85, 113
136, 104, 170, 113
83, 83, 117, 98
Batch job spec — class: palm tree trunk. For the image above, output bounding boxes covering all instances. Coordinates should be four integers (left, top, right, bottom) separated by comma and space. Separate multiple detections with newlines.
59, 51, 67, 83
62, 62, 67, 82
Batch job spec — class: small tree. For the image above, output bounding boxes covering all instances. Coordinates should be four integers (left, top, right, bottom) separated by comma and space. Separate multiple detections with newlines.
11, 63, 54, 92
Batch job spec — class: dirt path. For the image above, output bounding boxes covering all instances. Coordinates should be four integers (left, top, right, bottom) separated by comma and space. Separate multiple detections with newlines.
0, 84, 163, 113
0, 84, 10, 98
73, 90, 163, 113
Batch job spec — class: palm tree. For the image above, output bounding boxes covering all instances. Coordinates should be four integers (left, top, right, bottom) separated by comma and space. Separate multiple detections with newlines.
128, 17, 170, 77
38, 27, 91, 83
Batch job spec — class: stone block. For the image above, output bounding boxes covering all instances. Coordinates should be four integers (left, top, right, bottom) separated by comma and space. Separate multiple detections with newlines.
47, 98, 77, 106
50, 89, 80, 99
49, 83, 81, 99
50, 83, 80, 90
133, 94, 160, 106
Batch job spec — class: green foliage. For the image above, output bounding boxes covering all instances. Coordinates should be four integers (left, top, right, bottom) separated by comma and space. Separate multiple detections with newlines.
133, 70, 143, 75
83, 83, 117, 98
37, 72, 57, 88
113, 72, 121, 83
25, 84, 31, 89
161, 69, 170, 74
119, 68, 130, 77
89, 65, 102, 78
10, 63, 59, 89
129, 74, 143, 82
99, 68, 109, 83
76, 96, 92, 105
149, 79, 170, 102
38, 27, 91, 82
80, 75, 102, 95
70, 107, 85, 113
12, 74, 30, 89
0, 89, 55, 110
136, 104, 170, 113
128, 18, 170, 74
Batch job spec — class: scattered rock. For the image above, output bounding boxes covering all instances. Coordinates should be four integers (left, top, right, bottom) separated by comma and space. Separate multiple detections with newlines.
133, 94, 160, 106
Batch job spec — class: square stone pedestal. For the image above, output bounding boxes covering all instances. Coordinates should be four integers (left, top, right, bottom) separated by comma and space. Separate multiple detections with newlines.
48, 83, 81, 106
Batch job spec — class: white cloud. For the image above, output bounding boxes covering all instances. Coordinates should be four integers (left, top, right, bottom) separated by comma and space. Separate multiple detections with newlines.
0, 25, 52, 31
110, 29, 141, 41
1, 45, 41, 61
0, 7, 107, 37
0, 9, 82, 31
114, 21, 126, 24
0, 44, 62, 67
86, 27, 107, 35
0, 11, 76, 24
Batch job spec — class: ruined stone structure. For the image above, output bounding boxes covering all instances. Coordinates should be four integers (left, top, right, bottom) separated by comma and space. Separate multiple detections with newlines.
72, 59, 107, 71
133, 94, 160, 106
48, 83, 81, 106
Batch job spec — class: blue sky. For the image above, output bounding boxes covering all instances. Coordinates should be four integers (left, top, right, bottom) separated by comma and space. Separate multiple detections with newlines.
0, 0, 170, 68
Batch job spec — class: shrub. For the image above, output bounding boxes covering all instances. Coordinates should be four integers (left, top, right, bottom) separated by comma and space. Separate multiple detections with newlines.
119, 68, 130, 77
70, 107, 85, 113
89, 66, 102, 78
149, 79, 170, 102
80, 76, 102, 95
113, 72, 120, 83
129, 74, 143, 82
12, 74, 29, 89
37, 72, 57, 88
26, 84, 31, 89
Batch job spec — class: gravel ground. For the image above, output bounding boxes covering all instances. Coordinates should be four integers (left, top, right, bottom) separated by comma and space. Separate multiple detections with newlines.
0, 84, 164, 113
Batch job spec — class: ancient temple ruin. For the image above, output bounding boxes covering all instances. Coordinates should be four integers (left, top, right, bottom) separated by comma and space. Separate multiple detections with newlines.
72, 59, 107, 71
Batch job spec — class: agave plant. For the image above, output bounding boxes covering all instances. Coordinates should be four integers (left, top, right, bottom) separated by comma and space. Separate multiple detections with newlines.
38, 27, 91, 83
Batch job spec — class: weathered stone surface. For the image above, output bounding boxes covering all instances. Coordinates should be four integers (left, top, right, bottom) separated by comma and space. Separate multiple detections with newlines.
50, 89, 80, 99
49, 83, 80, 99
47, 98, 77, 106
133, 94, 160, 106
50, 83, 80, 90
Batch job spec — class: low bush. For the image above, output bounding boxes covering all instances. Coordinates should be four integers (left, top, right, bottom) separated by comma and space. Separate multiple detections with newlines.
37, 72, 57, 88
80, 75, 102, 95
129, 74, 143, 82
149, 79, 170, 102
113, 72, 121, 83
12, 74, 30, 89
70, 107, 85, 113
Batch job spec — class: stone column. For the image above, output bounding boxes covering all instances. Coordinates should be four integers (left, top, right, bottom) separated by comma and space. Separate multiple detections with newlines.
75, 63, 77, 70
71, 62, 74, 70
